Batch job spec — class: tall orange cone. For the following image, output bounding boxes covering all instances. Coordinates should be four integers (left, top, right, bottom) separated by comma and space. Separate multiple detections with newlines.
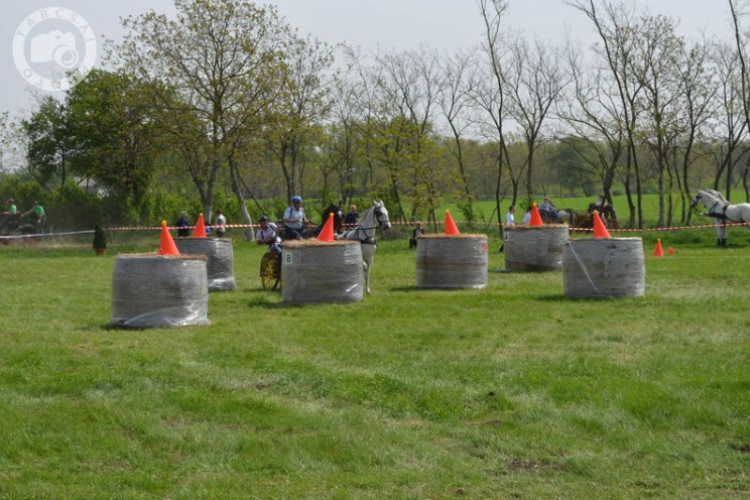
529, 203, 544, 227
592, 210, 611, 239
444, 209, 460, 235
654, 238, 664, 257
192, 213, 207, 238
317, 213, 335, 242
157, 221, 180, 256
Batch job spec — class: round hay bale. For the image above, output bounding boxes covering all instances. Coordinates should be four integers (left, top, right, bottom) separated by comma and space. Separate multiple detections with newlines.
174, 238, 236, 291
282, 240, 363, 304
111, 254, 210, 328
504, 224, 569, 272
416, 234, 488, 289
562, 238, 645, 298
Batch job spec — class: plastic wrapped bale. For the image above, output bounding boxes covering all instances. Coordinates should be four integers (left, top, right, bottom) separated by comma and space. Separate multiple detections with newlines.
563, 238, 645, 298
174, 238, 236, 291
282, 240, 364, 304
416, 234, 488, 289
111, 254, 210, 328
504, 224, 569, 272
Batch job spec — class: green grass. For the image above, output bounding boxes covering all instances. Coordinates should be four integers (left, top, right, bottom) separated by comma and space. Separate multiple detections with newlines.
1, 238, 749, 499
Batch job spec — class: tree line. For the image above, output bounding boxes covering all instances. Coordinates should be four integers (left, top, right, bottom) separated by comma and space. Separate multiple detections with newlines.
4, 0, 750, 235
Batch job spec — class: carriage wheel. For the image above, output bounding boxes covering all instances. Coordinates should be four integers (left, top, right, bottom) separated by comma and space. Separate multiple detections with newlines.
260, 252, 281, 290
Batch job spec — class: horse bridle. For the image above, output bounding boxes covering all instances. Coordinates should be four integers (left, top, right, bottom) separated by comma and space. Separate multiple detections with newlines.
352, 207, 389, 244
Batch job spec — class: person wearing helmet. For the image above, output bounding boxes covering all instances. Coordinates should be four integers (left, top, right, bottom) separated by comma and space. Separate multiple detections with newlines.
282, 196, 308, 240
256, 215, 278, 245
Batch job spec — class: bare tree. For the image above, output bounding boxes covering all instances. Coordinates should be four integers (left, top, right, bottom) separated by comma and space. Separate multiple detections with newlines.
565, 0, 646, 227
439, 50, 476, 220
475, 0, 514, 235
505, 34, 567, 201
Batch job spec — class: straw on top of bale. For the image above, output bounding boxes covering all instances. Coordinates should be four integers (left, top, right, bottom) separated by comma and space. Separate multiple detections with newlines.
282, 239, 361, 248
418, 233, 487, 240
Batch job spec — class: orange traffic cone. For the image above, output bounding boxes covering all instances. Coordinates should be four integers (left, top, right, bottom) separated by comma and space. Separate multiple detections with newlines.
529, 203, 544, 227
317, 213, 335, 242
654, 238, 664, 257
157, 221, 180, 256
668, 246, 675, 256
192, 213, 207, 238
444, 209, 460, 235
592, 210, 611, 239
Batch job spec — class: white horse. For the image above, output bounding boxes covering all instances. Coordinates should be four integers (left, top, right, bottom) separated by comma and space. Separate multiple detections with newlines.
690, 189, 750, 246
337, 200, 391, 294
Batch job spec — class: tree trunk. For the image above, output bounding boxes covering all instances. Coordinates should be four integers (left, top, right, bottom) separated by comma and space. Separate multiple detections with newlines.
227, 153, 254, 242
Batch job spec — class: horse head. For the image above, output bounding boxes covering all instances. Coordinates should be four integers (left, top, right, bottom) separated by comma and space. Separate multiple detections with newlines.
690, 190, 711, 210
373, 199, 391, 230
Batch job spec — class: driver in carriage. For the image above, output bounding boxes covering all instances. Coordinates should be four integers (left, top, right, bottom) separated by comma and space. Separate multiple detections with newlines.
256, 215, 281, 254
282, 196, 309, 240
539, 197, 561, 222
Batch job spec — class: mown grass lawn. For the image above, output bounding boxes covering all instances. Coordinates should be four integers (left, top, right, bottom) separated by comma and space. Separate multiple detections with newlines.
0, 235, 749, 499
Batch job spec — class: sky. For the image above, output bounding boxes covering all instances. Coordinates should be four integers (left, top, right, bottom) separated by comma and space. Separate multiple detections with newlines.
0, 0, 735, 117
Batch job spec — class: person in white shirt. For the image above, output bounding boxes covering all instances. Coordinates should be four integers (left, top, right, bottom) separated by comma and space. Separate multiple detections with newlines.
215, 210, 227, 237
282, 196, 309, 240
505, 205, 515, 226
256, 215, 278, 244
522, 208, 532, 225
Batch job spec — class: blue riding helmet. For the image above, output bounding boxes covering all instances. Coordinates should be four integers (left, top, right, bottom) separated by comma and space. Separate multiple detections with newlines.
292, 196, 302, 204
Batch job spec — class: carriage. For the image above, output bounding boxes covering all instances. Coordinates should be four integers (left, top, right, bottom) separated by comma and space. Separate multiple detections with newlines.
258, 204, 344, 291
0, 214, 38, 244
258, 201, 391, 294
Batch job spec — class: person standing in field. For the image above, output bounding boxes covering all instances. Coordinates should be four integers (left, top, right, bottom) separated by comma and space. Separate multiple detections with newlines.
175, 211, 190, 237
5, 198, 17, 215
505, 205, 515, 226
215, 210, 227, 237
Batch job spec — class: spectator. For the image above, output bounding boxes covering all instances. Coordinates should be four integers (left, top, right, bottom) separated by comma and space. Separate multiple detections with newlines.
344, 204, 359, 225
522, 207, 532, 225
215, 210, 227, 237
282, 196, 308, 240
505, 205, 515, 226
175, 211, 190, 237
409, 222, 423, 249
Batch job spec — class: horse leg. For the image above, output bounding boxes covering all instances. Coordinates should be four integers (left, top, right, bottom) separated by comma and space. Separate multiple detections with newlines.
363, 260, 370, 295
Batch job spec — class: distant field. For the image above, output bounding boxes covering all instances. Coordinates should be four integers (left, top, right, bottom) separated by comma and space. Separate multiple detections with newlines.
0, 236, 749, 499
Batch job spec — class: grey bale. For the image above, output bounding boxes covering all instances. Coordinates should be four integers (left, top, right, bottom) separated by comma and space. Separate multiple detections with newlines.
416, 234, 488, 289
111, 254, 210, 328
504, 225, 568, 272
282, 240, 364, 304
563, 238, 645, 298
175, 238, 236, 291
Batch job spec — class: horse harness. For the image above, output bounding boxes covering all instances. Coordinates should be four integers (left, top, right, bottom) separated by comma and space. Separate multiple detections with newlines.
704, 199, 730, 222
351, 207, 386, 245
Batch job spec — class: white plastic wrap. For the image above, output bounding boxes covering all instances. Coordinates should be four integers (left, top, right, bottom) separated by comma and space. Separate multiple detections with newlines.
416, 234, 488, 289
175, 238, 236, 291
111, 254, 210, 328
282, 240, 364, 304
504, 225, 569, 272
563, 238, 645, 298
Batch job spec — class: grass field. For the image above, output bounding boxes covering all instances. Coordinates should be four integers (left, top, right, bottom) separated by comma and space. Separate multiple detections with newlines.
1, 233, 749, 499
